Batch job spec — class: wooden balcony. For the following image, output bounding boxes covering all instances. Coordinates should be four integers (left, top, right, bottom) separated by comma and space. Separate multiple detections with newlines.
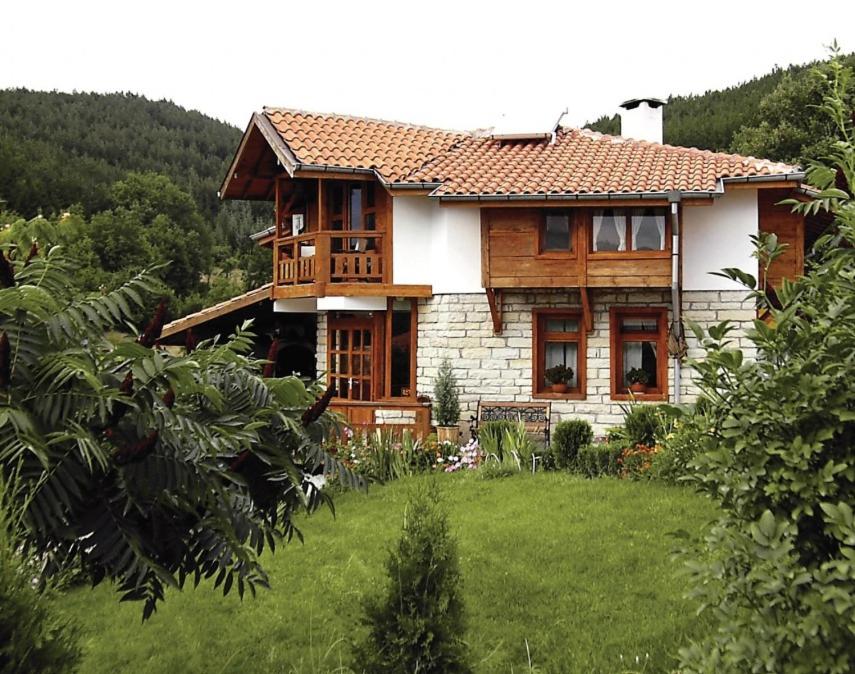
276, 231, 387, 288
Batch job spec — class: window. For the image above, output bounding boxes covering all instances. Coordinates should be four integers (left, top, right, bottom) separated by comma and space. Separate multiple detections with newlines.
592, 209, 627, 251
532, 310, 586, 398
327, 182, 380, 253
592, 208, 668, 252
610, 307, 668, 400
631, 208, 666, 250
540, 212, 573, 253
385, 299, 417, 398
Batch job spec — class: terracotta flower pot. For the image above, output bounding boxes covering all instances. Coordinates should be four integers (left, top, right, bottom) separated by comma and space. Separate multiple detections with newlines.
629, 382, 648, 394
437, 425, 459, 444
550, 383, 569, 394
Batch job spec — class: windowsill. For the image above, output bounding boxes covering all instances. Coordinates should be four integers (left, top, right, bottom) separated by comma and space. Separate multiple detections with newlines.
610, 391, 668, 402
532, 390, 586, 401
535, 251, 577, 260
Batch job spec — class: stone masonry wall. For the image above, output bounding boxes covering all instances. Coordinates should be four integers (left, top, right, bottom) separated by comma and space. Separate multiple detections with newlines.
414, 289, 754, 435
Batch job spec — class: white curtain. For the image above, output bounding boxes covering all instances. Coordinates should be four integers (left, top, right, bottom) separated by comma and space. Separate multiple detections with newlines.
593, 210, 626, 251
631, 210, 665, 250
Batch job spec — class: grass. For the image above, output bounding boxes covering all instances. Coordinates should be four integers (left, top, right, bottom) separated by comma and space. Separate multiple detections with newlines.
61, 473, 715, 673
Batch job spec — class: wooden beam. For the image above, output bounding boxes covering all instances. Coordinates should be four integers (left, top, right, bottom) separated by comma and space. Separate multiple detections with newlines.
294, 169, 375, 181
580, 286, 593, 333
485, 287, 503, 335
271, 282, 432, 300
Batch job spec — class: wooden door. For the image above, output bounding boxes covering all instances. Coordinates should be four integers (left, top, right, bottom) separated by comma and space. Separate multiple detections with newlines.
327, 316, 379, 401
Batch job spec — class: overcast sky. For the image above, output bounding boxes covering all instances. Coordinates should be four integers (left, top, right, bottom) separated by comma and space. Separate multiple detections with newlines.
2, 0, 853, 132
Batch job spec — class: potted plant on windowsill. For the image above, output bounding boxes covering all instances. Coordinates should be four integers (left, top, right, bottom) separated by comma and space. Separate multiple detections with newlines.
626, 367, 650, 394
433, 358, 461, 445
544, 364, 574, 394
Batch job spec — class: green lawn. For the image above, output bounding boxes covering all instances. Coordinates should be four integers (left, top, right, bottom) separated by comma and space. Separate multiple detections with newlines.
62, 473, 715, 673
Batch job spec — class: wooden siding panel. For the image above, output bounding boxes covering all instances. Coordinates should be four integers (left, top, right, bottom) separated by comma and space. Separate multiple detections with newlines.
759, 188, 805, 289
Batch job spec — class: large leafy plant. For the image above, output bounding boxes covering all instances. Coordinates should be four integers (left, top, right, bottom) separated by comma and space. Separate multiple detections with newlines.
678, 55, 855, 673
0, 245, 359, 619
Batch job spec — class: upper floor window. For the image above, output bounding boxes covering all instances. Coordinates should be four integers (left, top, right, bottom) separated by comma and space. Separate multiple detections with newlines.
592, 208, 667, 252
540, 212, 573, 253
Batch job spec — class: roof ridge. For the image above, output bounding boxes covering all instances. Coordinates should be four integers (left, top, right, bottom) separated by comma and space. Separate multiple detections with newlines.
262, 106, 469, 136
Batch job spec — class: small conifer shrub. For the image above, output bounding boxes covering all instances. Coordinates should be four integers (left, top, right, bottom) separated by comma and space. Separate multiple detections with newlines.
433, 359, 460, 427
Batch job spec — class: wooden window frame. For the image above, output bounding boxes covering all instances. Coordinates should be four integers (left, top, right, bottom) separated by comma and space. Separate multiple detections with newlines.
609, 306, 668, 401
536, 210, 577, 259
532, 308, 587, 400
588, 207, 671, 260
382, 298, 418, 401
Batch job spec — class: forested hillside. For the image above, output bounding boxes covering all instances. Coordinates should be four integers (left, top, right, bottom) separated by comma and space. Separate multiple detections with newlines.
0, 90, 270, 316
586, 52, 854, 163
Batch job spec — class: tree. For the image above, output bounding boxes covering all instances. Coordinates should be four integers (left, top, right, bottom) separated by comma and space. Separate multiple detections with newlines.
678, 55, 855, 673
433, 359, 460, 428
730, 48, 855, 164
0, 243, 360, 619
353, 485, 470, 673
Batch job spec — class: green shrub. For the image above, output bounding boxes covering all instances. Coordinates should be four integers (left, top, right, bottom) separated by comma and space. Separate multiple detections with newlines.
678, 55, 855, 673
433, 359, 460, 427
648, 412, 712, 484
551, 419, 594, 469
0, 476, 81, 674
622, 404, 661, 447
574, 443, 623, 478
353, 485, 470, 673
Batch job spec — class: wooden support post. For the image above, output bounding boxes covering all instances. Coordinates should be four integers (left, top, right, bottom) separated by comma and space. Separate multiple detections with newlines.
485, 287, 503, 335
580, 286, 593, 333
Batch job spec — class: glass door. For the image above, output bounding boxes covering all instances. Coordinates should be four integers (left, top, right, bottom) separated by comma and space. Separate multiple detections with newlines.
328, 315, 376, 401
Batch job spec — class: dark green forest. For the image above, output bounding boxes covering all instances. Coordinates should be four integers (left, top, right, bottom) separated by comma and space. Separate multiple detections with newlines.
586, 52, 855, 164
0, 90, 270, 317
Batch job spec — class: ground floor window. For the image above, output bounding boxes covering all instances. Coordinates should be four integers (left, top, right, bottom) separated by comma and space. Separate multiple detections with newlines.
532, 309, 586, 399
609, 307, 668, 400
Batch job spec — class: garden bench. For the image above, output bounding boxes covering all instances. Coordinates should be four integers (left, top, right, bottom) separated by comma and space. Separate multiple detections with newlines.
469, 401, 552, 447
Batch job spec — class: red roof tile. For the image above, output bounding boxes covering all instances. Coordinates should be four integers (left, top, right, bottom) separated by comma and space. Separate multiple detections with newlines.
262, 108, 466, 183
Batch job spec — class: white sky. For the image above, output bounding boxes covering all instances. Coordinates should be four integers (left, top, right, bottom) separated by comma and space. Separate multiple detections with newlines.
2, 0, 853, 131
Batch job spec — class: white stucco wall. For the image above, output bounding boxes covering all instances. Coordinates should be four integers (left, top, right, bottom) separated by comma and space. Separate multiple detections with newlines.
392, 196, 483, 294
682, 189, 758, 291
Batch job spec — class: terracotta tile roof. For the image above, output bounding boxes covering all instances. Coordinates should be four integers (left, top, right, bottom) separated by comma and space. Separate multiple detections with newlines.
262, 108, 466, 183
259, 109, 800, 196
408, 128, 800, 197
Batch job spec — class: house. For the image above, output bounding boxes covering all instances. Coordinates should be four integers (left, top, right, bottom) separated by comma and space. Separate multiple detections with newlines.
162, 99, 816, 436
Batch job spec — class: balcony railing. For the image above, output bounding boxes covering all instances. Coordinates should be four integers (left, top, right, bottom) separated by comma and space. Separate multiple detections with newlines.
276, 231, 385, 287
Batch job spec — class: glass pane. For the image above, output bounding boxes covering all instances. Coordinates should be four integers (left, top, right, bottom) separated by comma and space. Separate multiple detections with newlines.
545, 317, 579, 333
632, 208, 666, 251
622, 341, 658, 388
330, 185, 343, 215
593, 209, 627, 251
390, 306, 412, 396
353, 330, 361, 348
363, 354, 371, 375
339, 331, 349, 350
352, 356, 361, 375
362, 330, 371, 347
338, 377, 350, 398
338, 353, 349, 375
365, 212, 376, 231
349, 186, 363, 231
365, 183, 376, 208
621, 316, 659, 333
543, 213, 571, 251
544, 341, 578, 388
358, 380, 371, 401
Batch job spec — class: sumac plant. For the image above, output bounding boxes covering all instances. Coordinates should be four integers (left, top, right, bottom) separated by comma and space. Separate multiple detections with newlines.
0, 245, 360, 619
678, 55, 855, 673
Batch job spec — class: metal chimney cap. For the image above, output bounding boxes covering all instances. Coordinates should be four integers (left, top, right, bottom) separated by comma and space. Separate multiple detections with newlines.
619, 98, 666, 110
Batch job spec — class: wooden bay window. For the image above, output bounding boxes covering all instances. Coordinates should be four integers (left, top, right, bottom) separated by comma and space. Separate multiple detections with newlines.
532, 309, 586, 399
609, 307, 668, 400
